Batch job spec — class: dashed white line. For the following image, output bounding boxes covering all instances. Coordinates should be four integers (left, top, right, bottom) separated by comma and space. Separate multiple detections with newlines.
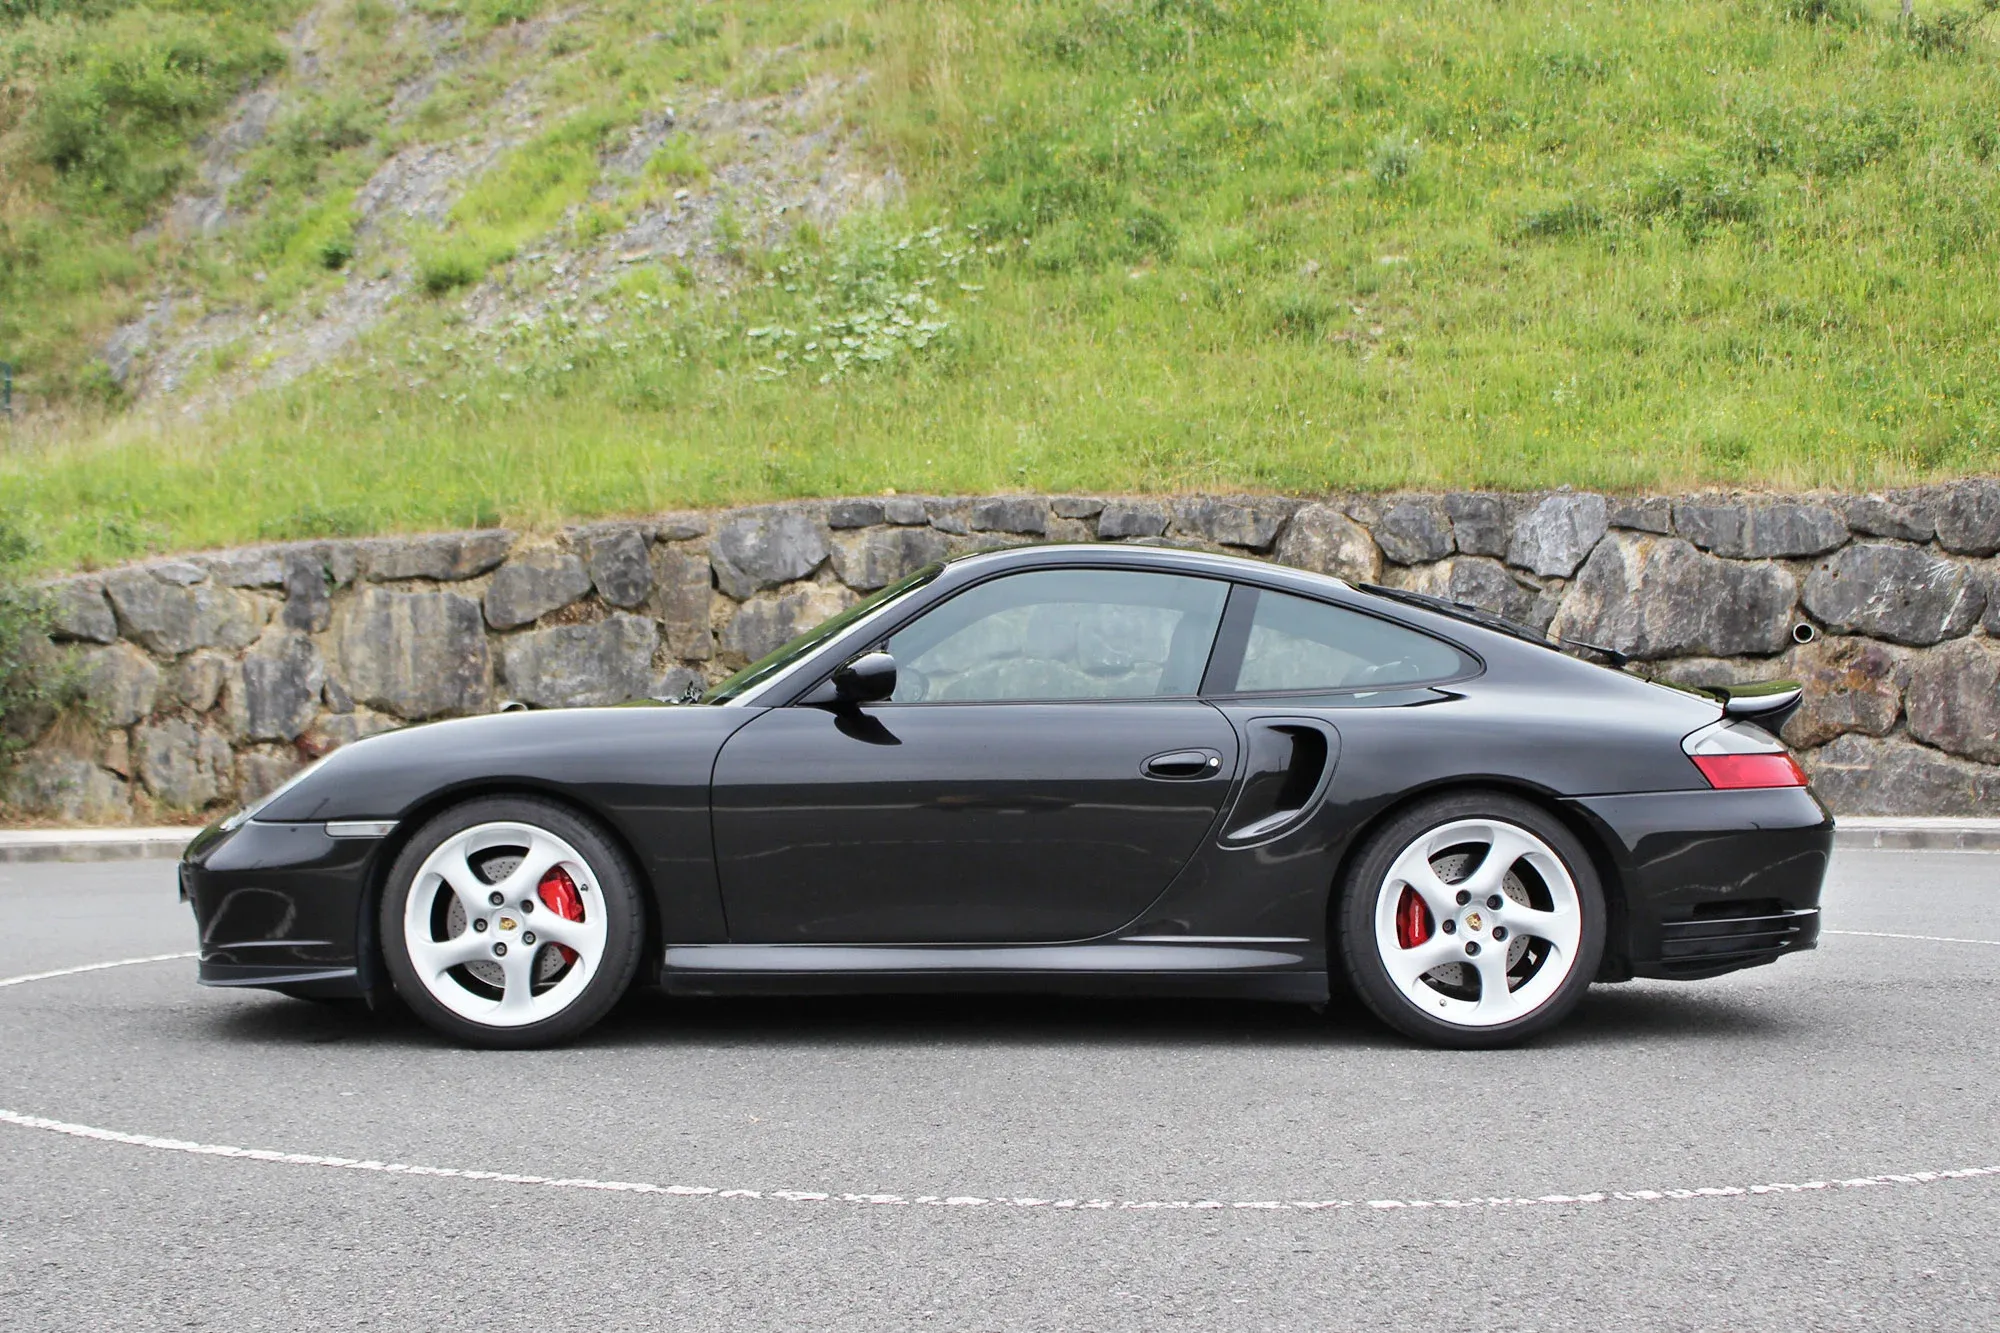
1, 1108, 1995, 1214
0, 952, 196, 988
1824, 929, 2000, 947
3, 943, 1998, 1217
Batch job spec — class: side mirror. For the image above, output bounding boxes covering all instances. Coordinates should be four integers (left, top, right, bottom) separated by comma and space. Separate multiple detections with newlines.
806, 651, 897, 707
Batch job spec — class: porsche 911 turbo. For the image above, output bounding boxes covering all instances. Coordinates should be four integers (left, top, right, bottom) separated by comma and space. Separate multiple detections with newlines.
180, 542, 1831, 1049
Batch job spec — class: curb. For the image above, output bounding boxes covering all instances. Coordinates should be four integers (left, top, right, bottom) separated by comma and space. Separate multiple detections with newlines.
0, 828, 199, 863
1830, 819, 2000, 853
3, 819, 1999, 864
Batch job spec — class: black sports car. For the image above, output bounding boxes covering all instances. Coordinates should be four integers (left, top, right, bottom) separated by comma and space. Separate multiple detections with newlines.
180, 543, 1832, 1049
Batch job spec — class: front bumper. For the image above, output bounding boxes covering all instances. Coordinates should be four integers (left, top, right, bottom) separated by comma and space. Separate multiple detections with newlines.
1566, 786, 1833, 981
181, 818, 386, 997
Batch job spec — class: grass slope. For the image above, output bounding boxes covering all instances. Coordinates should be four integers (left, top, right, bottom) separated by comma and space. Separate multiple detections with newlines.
2, 0, 1998, 571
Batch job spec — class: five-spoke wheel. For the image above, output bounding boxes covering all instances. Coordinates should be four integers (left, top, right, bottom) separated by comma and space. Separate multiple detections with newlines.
381, 798, 644, 1048
1339, 793, 1604, 1047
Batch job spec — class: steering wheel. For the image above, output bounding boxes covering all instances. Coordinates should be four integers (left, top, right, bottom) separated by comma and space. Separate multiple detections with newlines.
893, 665, 933, 702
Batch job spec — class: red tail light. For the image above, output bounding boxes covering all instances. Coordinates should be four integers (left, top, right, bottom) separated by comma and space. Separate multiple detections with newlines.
1690, 752, 1808, 790
1684, 719, 1810, 790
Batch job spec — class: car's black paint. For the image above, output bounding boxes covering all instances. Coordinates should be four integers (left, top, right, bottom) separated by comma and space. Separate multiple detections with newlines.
254, 705, 758, 942
1568, 787, 1832, 978
183, 542, 1833, 1006
183, 819, 375, 991
712, 701, 1242, 942
811, 649, 898, 706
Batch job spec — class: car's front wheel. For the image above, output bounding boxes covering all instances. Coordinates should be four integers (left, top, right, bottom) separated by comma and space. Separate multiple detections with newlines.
1337, 792, 1605, 1048
380, 797, 644, 1048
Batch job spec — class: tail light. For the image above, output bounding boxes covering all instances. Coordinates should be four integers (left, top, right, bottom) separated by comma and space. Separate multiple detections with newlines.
1690, 751, 1809, 789
1683, 720, 1809, 790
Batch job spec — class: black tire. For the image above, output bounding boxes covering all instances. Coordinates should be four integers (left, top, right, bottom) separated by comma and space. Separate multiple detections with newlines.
1335, 791, 1605, 1049
274, 989, 367, 1009
379, 796, 646, 1049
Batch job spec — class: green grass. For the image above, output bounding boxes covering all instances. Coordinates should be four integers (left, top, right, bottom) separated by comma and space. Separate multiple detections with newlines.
0, 0, 305, 398
3, 0, 1999, 571
413, 108, 618, 292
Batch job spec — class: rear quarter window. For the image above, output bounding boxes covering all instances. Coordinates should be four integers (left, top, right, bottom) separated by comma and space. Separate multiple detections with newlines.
1220, 588, 1472, 694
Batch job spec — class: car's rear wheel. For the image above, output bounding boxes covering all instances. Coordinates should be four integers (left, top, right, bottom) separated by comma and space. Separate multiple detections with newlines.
380, 797, 644, 1049
1337, 792, 1604, 1048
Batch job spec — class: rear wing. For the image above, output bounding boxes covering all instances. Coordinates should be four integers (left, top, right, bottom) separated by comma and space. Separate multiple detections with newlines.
1658, 678, 1805, 737
1711, 680, 1804, 734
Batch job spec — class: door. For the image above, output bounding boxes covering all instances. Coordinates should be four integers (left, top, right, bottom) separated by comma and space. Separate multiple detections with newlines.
711, 568, 1240, 943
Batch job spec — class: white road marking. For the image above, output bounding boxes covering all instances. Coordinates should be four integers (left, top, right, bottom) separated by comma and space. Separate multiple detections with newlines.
0, 952, 196, 988
1824, 929, 2000, 947
3, 944, 1998, 1216
0, 1107, 1995, 1213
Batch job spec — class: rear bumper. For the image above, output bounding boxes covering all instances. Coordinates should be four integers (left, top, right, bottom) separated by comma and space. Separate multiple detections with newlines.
1655, 907, 1820, 977
181, 818, 380, 998
1564, 786, 1833, 981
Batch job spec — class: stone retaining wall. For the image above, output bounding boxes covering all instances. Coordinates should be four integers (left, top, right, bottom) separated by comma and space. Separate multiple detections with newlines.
7, 483, 1998, 822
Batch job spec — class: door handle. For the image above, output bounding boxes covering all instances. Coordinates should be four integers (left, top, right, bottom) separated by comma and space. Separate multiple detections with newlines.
1142, 748, 1224, 781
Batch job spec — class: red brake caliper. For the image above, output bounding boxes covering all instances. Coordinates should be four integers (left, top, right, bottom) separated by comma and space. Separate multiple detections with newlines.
1395, 887, 1433, 949
537, 866, 584, 965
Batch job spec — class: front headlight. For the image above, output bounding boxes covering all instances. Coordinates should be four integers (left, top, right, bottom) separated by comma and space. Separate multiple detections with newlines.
218, 757, 325, 832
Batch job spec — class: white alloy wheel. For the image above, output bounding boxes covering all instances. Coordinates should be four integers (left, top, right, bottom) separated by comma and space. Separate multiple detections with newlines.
401, 821, 610, 1028
1371, 817, 1585, 1029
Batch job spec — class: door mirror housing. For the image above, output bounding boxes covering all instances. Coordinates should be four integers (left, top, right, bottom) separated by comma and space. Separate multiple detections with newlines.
804, 651, 897, 707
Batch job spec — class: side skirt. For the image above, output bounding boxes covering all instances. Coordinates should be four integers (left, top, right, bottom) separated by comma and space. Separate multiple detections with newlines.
658, 940, 1328, 1003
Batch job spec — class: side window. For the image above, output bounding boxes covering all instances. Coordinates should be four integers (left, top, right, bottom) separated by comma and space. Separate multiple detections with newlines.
1228, 589, 1468, 693
884, 570, 1228, 703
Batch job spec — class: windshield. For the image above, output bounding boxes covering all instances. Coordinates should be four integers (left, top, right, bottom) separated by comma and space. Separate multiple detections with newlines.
702, 564, 943, 703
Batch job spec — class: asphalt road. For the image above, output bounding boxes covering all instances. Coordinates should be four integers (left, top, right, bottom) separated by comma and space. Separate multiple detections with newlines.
1, 849, 1995, 1332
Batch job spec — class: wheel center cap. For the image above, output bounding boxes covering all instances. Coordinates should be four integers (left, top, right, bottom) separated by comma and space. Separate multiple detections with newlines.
498, 916, 518, 932
1465, 911, 1483, 932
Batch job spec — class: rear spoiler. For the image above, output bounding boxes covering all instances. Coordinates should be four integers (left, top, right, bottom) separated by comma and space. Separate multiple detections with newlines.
1661, 679, 1805, 736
